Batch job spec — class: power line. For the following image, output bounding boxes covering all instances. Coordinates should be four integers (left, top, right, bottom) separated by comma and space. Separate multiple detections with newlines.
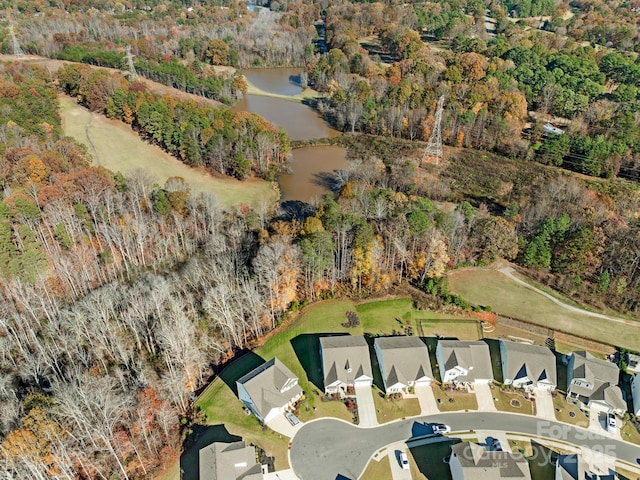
422, 95, 445, 166
126, 45, 138, 80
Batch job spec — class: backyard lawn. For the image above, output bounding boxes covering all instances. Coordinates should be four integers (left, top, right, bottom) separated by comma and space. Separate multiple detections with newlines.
448, 269, 640, 350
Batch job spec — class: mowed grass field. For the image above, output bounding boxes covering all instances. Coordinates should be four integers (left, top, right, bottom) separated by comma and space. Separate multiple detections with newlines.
58, 95, 277, 209
447, 269, 640, 350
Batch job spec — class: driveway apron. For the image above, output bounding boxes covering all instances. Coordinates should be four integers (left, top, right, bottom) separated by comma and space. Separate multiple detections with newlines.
415, 384, 439, 415
533, 387, 556, 420
355, 384, 378, 427
474, 383, 497, 411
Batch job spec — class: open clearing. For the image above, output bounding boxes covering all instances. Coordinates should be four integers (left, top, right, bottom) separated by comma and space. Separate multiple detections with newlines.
59, 95, 277, 209
447, 268, 640, 350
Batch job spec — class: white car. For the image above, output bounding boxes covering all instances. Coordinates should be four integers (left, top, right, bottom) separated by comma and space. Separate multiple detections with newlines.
607, 413, 617, 433
399, 451, 410, 470
432, 423, 451, 434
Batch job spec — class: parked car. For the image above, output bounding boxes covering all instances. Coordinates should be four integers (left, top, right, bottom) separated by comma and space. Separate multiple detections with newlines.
399, 451, 409, 470
607, 413, 617, 433
432, 423, 451, 434
486, 437, 502, 451
285, 411, 299, 426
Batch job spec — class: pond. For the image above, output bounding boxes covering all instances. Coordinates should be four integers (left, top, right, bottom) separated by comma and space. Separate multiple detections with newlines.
233, 68, 347, 203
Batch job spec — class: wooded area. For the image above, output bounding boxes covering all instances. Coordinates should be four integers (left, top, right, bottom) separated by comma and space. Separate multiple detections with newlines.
1, 0, 640, 477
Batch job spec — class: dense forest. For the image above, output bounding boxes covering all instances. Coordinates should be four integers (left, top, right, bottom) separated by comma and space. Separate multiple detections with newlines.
1, 0, 640, 478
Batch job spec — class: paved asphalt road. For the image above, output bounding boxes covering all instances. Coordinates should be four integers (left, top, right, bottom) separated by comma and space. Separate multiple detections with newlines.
290, 412, 640, 480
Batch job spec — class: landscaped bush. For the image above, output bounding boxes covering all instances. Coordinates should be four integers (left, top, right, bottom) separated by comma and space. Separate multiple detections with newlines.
342, 310, 360, 328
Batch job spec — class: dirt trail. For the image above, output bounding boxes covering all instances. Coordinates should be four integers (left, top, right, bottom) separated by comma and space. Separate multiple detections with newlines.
497, 267, 639, 327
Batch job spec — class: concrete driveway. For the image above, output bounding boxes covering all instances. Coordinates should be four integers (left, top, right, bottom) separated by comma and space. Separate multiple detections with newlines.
415, 384, 438, 415
355, 384, 378, 427
474, 383, 497, 411
534, 388, 556, 420
588, 408, 621, 440
290, 412, 640, 480
267, 413, 303, 438
388, 441, 413, 480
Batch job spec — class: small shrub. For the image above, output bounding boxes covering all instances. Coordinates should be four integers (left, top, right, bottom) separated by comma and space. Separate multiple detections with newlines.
342, 310, 360, 328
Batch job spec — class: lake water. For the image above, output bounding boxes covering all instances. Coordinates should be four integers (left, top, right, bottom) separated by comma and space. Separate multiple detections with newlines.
233, 68, 346, 203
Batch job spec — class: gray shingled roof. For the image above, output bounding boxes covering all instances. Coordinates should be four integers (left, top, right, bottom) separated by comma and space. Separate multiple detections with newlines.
320, 336, 372, 387
501, 340, 557, 386
451, 442, 531, 479
199, 441, 263, 480
236, 358, 302, 420
374, 336, 433, 389
439, 340, 494, 382
568, 351, 621, 401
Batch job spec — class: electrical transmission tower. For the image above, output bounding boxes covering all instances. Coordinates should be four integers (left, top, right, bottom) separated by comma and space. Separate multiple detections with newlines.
421, 95, 445, 165
126, 45, 138, 79
8, 23, 24, 58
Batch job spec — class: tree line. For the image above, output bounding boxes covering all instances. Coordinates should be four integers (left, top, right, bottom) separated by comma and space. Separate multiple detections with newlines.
57, 63, 290, 180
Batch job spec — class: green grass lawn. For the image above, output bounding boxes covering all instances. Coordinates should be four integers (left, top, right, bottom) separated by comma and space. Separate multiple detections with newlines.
59, 95, 277, 209
360, 453, 391, 480
433, 385, 478, 412
372, 389, 421, 423
447, 269, 640, 350
552, 394, 588, 427
492, 387, 534, 415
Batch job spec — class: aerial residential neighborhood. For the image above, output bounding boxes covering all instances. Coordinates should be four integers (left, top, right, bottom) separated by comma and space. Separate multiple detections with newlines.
194, 317, 640, 480
3, 0, 640, 478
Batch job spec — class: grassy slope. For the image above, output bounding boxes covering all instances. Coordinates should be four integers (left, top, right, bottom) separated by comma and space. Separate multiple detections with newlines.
447, 269, 640, 350
58, 95, 277, 209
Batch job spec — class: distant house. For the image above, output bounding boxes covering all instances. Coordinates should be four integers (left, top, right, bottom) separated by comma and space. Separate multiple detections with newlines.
374, 336, 433, 393
631, 374, 640, 416
436, 340, 493, 385
320, 336, 373, 394
500, 340, 557, 391
566, 351, 625, 414
236, 358, 303, 424
449, 441, 531, 480
627, 353, 640, 374
555, 453, 618, 480
199, 441, 264, 480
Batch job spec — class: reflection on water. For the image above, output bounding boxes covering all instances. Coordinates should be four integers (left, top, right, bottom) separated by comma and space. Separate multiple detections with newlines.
233, 95, 338, 141
243, 67, 305, 96
278, 145, 347, 203
234, 68, 347, 203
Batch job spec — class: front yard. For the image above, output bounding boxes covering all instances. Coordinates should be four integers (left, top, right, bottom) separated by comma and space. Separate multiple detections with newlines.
433, 384, 479, 412
492, 386, 534, 415
373, 389, 421, 423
